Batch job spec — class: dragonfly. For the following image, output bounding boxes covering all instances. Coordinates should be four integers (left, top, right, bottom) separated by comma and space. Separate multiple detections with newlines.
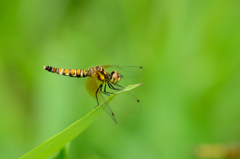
43, 65, 144, 124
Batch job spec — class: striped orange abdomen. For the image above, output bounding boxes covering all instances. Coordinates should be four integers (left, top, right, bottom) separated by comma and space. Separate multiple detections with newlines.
44, 65, 88, 77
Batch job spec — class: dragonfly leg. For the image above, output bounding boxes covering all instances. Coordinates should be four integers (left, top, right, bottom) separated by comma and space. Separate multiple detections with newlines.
112, 83, 124, 89
108, 83, 122, 91
95, 83, 112, 107
94, 84, 104, 109
95, 84, 102, 105
104, 83, 107, 92
101, 83, 114, 96
94, 83, 114, 110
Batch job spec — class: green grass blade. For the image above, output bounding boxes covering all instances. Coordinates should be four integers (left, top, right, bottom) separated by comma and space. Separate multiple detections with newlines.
20, 83, 143, 159
53, 142, 70, 159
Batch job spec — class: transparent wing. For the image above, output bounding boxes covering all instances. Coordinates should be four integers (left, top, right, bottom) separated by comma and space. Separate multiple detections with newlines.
85, 76, 118, 124
105, 83, 142, 114
85, 76, 101, 99
101, 65, 144, 79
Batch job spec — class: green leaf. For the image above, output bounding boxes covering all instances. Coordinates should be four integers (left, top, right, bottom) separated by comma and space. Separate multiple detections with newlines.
20, 83, 143, 159
53, 142, 70, 159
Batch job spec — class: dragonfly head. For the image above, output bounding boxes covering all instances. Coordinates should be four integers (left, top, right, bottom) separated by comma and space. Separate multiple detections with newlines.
110, 71, 121, 84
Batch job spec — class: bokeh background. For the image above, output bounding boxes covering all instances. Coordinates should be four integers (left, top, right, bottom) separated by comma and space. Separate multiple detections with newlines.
1, 0, 240, 158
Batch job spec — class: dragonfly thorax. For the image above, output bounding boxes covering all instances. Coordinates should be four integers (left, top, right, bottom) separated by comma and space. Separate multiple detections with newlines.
88, 66, 120, 84
110, 71, 121, 84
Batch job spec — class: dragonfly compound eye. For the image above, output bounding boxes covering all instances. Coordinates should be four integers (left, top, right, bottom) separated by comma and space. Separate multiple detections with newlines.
111, 71, 120, 84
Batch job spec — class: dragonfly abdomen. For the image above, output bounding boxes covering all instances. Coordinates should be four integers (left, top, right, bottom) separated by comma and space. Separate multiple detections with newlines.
44, 65, 88, 77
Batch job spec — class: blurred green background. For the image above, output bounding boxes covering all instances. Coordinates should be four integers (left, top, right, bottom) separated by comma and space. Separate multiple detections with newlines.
1, 0, 240, 158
